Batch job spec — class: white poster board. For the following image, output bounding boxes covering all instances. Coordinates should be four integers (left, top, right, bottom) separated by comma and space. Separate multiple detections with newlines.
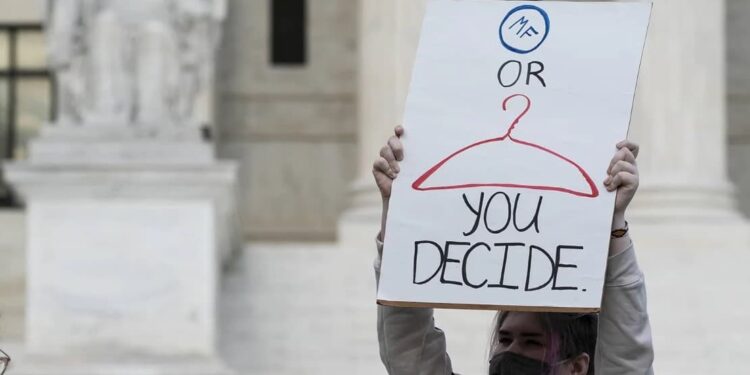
378, 0, 651, 312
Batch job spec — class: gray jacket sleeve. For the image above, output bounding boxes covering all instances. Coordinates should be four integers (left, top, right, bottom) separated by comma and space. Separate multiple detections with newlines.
375, 237, 654, 375
595, 241, 655, 374
375, 238, 454, 375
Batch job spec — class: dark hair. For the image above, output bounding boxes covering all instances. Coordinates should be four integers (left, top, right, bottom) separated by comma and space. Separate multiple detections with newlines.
489, 311, 598, 375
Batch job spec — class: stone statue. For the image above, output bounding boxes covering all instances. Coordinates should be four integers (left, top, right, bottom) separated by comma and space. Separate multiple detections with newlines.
45, 0, 226, 129
45, 0, 87, 125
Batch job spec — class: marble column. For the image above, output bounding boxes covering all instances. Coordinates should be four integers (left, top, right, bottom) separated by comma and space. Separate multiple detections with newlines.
627, 0, 749, 248
627, 2, 750, 371
337, 0, 427, 246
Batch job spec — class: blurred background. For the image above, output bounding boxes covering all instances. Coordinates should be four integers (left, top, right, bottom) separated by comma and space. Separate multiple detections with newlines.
0, 0, 748, 374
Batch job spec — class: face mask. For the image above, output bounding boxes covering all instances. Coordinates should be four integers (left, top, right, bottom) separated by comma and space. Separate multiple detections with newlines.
488, 351, 552, 375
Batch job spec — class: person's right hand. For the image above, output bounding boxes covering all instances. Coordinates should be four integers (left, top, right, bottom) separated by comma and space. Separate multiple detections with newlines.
372, 126, 405, 201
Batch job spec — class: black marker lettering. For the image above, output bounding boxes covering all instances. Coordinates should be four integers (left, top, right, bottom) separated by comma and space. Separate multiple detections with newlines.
413, 241, 444, 285
526, 61, 546, 87
513, 194, 543, 233
483, 192, 512, 234
440, 241, 469, 286
552, 245, 583, 291
525, 245, 555, 291
488, 242, 524, 290
462, 243, 489, 289
498, 60, 523, 88
462, 193, 484, 236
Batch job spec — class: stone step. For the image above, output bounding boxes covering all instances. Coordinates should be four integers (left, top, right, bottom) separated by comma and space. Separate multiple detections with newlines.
217, 241, 494, 374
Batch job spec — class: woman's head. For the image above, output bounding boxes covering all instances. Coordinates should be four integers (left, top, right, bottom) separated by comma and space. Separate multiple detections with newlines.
489, 311, 597, 375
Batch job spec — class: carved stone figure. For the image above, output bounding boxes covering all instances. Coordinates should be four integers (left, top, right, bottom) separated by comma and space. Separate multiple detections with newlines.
45, 0, 226, 128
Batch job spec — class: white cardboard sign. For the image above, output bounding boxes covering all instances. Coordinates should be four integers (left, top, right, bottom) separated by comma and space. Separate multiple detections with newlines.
378, 0, 651, 312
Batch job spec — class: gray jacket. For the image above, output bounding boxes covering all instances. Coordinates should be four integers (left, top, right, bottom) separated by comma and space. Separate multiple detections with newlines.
375, 238, 654, 374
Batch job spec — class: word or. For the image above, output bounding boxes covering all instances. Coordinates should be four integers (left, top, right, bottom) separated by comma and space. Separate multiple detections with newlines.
497, 60, 546, 88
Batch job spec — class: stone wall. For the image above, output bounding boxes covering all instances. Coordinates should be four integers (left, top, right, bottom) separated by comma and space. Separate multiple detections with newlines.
0, 0, 41, 22
0, 211, 24, 341
728, 0, 750, 215
217, 0, 358, 240
0, 0, 39, 342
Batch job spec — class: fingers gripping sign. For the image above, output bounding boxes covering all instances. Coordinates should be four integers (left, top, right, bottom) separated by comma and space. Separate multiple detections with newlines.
604, 140, 640, 214
373, 126, 406, 199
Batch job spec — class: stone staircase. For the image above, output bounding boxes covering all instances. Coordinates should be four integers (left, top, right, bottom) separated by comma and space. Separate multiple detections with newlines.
217, 241, 496, 374
4, 223, 750, 374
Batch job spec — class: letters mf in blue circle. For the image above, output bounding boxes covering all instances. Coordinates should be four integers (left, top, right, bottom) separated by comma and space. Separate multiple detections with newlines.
499, 4, 550, 54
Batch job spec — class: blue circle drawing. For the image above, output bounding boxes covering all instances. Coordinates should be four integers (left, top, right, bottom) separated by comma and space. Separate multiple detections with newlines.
499, 5, 550, 54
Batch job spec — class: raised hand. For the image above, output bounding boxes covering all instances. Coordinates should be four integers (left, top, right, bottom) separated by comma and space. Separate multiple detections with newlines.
373, 126, 405, 200
604, 140, 640, 218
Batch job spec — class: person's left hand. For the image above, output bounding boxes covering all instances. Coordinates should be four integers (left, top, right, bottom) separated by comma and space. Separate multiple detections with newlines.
604, 140, 640, 218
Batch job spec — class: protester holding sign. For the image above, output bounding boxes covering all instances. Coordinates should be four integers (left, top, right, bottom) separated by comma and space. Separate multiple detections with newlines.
373, 126, 653, 374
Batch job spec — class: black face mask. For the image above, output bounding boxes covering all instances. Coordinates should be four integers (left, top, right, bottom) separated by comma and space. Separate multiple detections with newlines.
489, 352, 552, 375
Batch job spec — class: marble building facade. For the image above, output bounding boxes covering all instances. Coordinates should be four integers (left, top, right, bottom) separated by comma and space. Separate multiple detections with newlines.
3, 0, 748, 241
0, 0, 750, 373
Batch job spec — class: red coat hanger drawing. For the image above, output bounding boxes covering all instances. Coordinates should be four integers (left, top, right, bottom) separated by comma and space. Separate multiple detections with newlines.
411, 93, 599, 198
